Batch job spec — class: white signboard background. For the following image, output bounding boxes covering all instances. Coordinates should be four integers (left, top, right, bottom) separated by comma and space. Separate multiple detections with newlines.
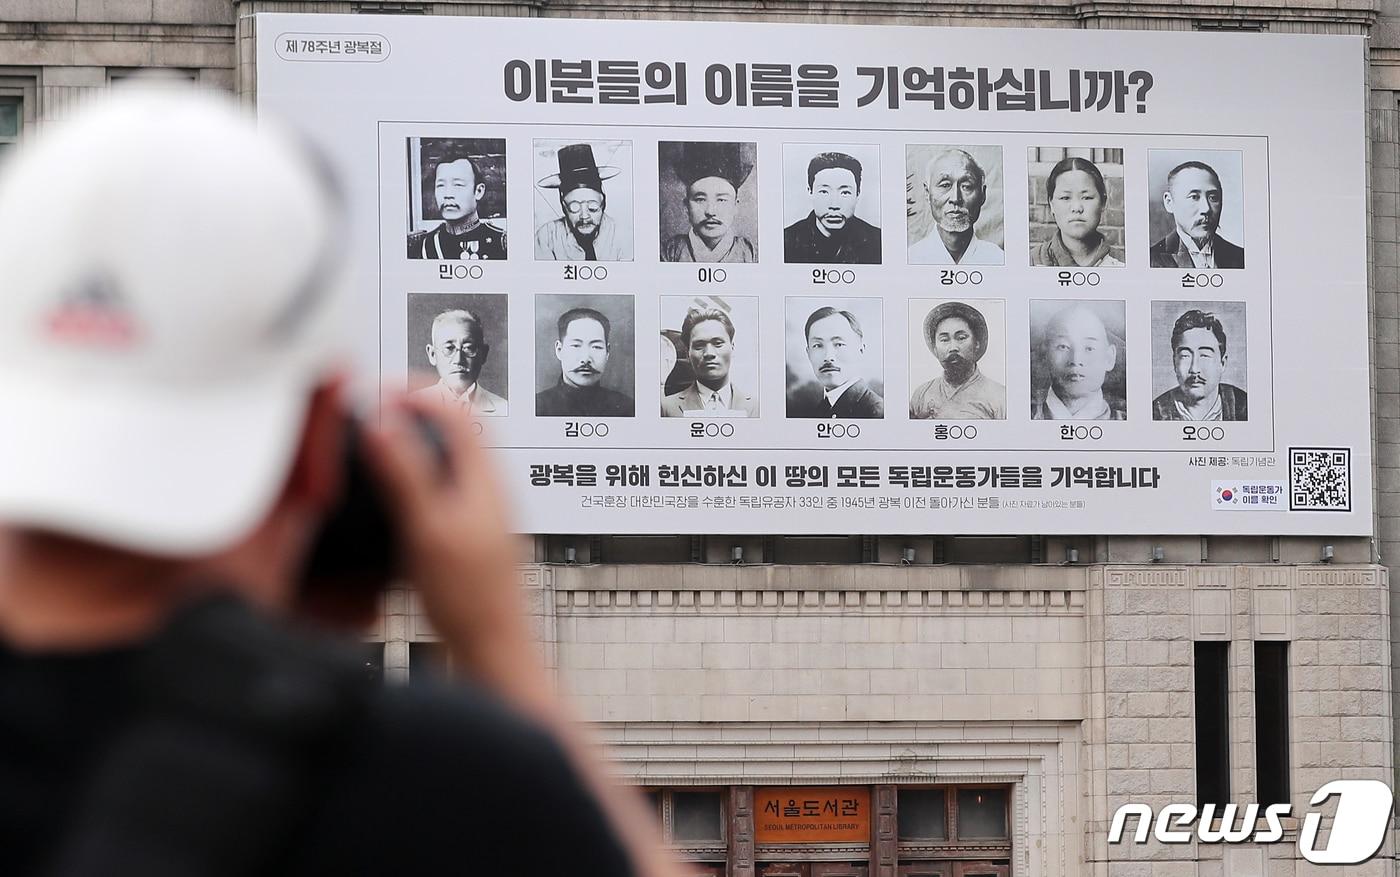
257, 15, 1370, 534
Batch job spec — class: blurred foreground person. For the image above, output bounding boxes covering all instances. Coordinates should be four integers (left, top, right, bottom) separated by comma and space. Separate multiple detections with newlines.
0, 86, 675, 877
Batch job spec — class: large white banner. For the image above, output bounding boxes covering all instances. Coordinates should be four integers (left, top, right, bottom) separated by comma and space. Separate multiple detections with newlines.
257, 15, 1370, 534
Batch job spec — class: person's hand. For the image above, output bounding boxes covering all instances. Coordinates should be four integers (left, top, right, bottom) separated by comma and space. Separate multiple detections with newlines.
361, 392, 533, 684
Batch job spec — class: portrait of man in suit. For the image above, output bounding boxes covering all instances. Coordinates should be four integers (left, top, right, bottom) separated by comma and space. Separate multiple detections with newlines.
787, 305, 884, 419
1149, 160, 1245, 269
411, 308, 508, 415
661, 307, 758, 417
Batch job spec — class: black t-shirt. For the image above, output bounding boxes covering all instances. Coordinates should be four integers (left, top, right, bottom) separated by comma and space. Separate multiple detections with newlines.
0, 641, 636, 876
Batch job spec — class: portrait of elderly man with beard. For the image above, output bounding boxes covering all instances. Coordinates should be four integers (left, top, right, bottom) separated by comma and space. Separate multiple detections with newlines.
660, 142, 757, 264
1149, 159, 1245, 269
909, 301, 1006, 420
534, 142, 631, 262
1152, 308, 1248, 421
411, 307, 508, 415
783, 151, 881, 265
536, 305, 635, 417
908, 147, 1004, 266
1031, 302, 1127, 421
407, 142, 507, 261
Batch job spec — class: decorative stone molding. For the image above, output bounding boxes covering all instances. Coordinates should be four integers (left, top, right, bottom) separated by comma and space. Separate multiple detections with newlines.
1298, 567, 1386, 586
553, 588, 1084, 613
1104, 567, 1188, 587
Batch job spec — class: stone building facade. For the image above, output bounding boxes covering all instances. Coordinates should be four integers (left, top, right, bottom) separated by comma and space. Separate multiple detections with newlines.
4, 1, 1400, 875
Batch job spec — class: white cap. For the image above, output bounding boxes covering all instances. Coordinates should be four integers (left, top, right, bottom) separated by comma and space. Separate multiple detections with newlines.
0, 84, 347, 555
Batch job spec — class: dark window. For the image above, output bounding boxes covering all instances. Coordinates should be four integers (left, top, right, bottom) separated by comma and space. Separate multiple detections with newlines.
408, 641, 449, 682
1254, 642, 1290, 805
772, 535, 863, 564
672, 791, 723, 841
955, 788, 1008, 839
0, 97, 18, 161
598, 535, 691, 563
897, 789, 948, 840
643, 790, 662, 819
1195, 641, 1231, 807
944, 536, 1032, 564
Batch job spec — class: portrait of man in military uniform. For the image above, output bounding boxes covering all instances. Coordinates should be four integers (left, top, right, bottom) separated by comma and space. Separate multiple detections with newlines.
406, 138, 508, 261
534, 140, 634, 262
658, 141, 758, 264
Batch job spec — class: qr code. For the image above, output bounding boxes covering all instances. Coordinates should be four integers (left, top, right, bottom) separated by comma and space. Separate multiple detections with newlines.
1289, 447, 1352, 512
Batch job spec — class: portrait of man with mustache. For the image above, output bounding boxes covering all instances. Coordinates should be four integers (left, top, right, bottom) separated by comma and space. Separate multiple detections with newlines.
535, 301, 635, 417
534, 141, 633, 262
1151, 306, 1248, 421
783, 149, 881, 265
909, 301, 1006, 420
1147, 152, 1245, 269
786, 304, 884, 419
406, 138, 507, 261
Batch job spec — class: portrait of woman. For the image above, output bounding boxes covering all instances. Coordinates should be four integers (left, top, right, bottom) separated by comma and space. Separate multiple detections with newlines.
1029, 154, 1125, 268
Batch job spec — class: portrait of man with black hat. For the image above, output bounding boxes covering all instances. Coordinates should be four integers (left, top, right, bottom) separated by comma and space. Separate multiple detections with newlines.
909, 300, 1006, 420
533, 141, 633, 262
782, 148, 882, 265
659, 141, 758, 263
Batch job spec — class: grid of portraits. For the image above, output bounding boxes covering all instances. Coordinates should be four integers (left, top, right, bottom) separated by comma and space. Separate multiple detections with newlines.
402, 136, 1249, 270
393, 134, 1263, 427
397, 291, 1256, 424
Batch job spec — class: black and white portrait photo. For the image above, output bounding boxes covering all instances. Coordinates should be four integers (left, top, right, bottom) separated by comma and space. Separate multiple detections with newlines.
785, 297, 884, 418
1028, 147, 1124, 269
406, 138, 507, 261
906, 144, 1004, 266
534, 293, 635, 417
659, 295, 759, 417
533, 140, 634, 262
658, 142, 758, 264
1151, 301, 1248, 421
406, 293, 509, 416
908, 299, 1007, 420
1147, 149, 1245, 269
1029, 300, 1128, 421
782, 144, 881, 265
